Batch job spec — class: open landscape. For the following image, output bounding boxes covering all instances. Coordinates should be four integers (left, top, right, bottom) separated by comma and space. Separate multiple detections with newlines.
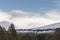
0, 22, 60, 40
0, 0, 60, 40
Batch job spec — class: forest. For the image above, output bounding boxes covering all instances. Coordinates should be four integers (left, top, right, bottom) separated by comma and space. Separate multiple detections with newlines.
0, 23, 60, 40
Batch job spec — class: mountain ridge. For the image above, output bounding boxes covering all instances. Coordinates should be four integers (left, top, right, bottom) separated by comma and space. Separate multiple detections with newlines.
31, 22, 60, 30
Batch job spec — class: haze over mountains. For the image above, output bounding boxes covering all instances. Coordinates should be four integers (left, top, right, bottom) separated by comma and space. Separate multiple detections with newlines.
0, 21, 60, 30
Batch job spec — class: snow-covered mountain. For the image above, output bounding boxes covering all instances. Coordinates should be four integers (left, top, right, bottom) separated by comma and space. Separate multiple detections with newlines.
16, 22, 60, 33
0, 21, 11, 30
26, 22, 60, 34
0, 21, 60, 31
31, 22, 60, 30
0, 21, 60, 33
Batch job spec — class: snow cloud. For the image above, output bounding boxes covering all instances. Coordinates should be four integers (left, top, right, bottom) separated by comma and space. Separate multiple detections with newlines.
0, 9, 60, 29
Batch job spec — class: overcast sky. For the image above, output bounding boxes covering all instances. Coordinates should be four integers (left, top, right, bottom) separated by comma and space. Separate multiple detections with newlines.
0, 0, 60, 29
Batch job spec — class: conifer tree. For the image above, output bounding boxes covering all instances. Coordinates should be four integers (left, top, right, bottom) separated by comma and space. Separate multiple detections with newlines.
8, 23, 18, 40
55, 28, 60, 40
0, 26, 6, 40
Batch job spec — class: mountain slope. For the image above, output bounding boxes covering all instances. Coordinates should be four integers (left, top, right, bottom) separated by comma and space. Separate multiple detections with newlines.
0, 21, 11, 30
32, 22, 60, 30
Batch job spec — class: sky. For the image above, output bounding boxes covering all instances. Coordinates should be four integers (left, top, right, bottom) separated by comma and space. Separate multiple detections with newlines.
0, 0, 60, 29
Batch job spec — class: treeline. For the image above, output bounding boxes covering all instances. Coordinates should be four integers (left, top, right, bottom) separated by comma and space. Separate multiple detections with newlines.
0, 23, 60, 40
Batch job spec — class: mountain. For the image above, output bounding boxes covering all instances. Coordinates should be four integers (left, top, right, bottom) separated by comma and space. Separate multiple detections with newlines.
31, 22, 60, 30
0, 21, 60, 33
17, 22, 60, 34
0, 21, 11, 30
27, 22, 60, 34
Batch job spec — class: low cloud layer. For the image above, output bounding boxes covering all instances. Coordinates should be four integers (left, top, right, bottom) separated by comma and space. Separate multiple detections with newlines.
0, 10, 11, 21
0, 9, 60, 29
